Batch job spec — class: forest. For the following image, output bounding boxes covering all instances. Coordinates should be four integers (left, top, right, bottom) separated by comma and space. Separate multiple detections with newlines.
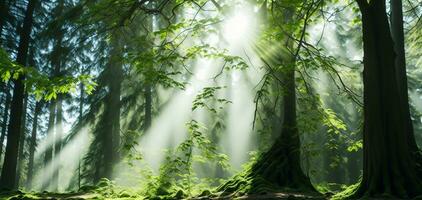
0, 0, 421, 199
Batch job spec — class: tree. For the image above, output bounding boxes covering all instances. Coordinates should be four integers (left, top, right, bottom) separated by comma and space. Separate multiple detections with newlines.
0, 0, 38, 190
0, 86, 11, 159
349, 0, 422, 198
0, 0, 7, 45
102, 33, 123, 180
15, 95, 28, 187
390, 0, 422, 166
26, 101, 42, 188
218, 1, 319, 195
42, 102, 55, 190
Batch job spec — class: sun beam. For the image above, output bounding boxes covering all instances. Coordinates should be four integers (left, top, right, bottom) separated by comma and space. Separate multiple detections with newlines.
223, 9, 254, 43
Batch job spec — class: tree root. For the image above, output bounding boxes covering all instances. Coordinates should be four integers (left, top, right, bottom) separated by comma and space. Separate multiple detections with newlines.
216, 139, 320, 198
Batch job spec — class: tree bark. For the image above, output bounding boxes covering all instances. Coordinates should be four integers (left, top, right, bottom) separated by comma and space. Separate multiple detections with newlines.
78, 83, 83, 189
218, 3, 316, 195
42, 102, 55, 190
26, 101, 41, 188
390, 0, 422, 173
52, 97, 63, 190
0, 0, 37, 190
0, 0, 7, 45
102, 34, 122, 180
15, 95, 28, 187
144, 84, 152, 130
218, 62, 315, 194
352, 0, 422, 197
50, 0, 65, 190
0, 87, 11, 159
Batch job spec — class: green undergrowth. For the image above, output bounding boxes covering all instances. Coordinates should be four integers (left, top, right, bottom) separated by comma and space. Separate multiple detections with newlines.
212, 162, 325, 199
0, 179, 142, 200
315, 183, 350, 197
330, 183, 360, 200
0, 177, 360, 200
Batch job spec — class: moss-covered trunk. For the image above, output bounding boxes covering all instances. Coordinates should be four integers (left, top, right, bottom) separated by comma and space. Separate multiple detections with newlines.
218, 61, 315, 195
218, 2, 317, 196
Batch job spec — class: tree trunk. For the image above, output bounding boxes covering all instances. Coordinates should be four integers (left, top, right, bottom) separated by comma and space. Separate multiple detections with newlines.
218, 62, 315, 194
52, 98, 63, 190
218, 4, 316, 195
78, 83, 83, 189
0, 0, 37, 190
102, 34, 122, 180
144, 84, 152, 130
15, 95, 28, 187
0, 0, 7, 45
26, 101, 41, 188
50, 0, 65, 190
42, 102, 55, 190
390, 0, 422, 174
352, 0, 422, 198
0, 87, 11, 159
258, 62, 313, 189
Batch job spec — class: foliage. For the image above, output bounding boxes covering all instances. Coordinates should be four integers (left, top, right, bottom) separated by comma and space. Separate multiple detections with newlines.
0, 48, 96, 101
0, 0, 420, 199
192, 86, 231, 113
139, 120, 229, 198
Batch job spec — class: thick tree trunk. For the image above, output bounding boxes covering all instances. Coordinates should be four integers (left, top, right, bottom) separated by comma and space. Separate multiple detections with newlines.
0, 0, 37, 190
352, 0, 422, 198
390, 0, 422, 174
218, 60, 315, 195
0, 87, 11, 159
218, 4, 316, 195
262, 62, 313, 190
26, 101, 41, 188
15, 95, 28, 187
102, 35, 122, 180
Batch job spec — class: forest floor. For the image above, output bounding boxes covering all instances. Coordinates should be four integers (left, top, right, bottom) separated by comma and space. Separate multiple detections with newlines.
0, 190, 328, 200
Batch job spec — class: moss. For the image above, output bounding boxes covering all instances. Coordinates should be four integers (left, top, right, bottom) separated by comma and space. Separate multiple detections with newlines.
198, 189, 212, 197
96, 178, 112, 188
154, 186, 170, 196
172, 190, 185, 199
8, 194, 40, 200
217, 169, 297, 196
79, 185, 98, 192
331, 183, 360, 200
118, 191, 132, 198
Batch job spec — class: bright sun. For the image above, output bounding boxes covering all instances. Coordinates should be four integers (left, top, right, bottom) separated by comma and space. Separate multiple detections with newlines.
223, 11, 252, 42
